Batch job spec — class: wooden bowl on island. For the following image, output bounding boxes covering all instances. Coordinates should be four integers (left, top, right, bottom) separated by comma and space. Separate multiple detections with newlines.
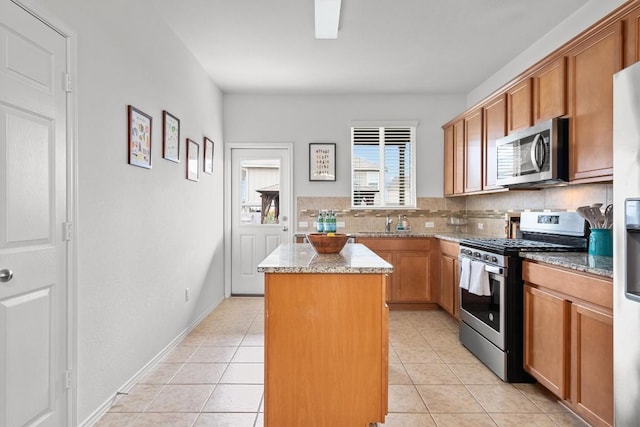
306, 233, 350, 254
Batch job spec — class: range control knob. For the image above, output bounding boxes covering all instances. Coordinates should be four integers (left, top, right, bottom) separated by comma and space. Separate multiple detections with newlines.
491, 256, 498, 263
473, 252, 481, 258
483, 254, 490, 261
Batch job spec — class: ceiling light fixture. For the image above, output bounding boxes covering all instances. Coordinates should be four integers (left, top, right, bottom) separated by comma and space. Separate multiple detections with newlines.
314, 0, 341, 39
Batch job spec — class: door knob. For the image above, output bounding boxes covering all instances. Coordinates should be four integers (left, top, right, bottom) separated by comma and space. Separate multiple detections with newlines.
0, 269, 14, 283
282, 226, 289, 231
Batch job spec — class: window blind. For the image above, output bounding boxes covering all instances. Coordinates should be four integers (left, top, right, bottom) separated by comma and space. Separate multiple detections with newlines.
351, 126, 416, 208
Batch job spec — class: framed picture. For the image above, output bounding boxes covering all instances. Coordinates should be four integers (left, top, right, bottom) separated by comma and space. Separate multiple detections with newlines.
186, 138, 199, 182
127, 105, 152, 169
309, 143, 336, 181
203, 137, 214, 174
162, 110, 180, 162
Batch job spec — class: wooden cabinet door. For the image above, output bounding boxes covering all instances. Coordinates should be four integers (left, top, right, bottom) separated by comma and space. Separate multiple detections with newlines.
439, 254, 459, 317
571, 302, 613, 427
524, 285, 571, 399
533, 57, 567, 123
567, 21, 622, 182
393, 251, 431, 302
507, 78, 533, 133
376, 250, 395, 303
463, 109, 483, 193
443, 125, 454, 196
483, 94, 506, 190
453, 119, 465, 195
623, 3, 640, 67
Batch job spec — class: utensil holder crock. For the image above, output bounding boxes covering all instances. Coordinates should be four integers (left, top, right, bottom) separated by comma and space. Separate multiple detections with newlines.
588, 228, 613, 256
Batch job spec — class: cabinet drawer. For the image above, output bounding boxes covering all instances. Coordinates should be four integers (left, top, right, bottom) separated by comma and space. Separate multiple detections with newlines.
357, 237, 432, 252
522, 261, 612, 310
439, 240, 459, 257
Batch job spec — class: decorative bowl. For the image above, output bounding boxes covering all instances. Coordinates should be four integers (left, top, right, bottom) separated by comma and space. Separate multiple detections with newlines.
306, 233, 350, 254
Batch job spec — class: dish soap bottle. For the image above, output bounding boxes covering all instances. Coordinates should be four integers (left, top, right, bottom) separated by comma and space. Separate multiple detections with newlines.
402, 215, 410, 231
396, 214, 404, 231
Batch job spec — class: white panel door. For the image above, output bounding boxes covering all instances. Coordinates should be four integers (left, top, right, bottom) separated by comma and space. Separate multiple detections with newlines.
231, 147, 291, 295
0, 2, 69, 426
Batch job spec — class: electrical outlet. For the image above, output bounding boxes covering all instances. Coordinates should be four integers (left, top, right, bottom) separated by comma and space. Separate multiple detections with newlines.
185, 288, 190, 302
298, 221, 308, 228
337, 221, 345, 228
477, 223, 484, 230
424, 222, 434, 228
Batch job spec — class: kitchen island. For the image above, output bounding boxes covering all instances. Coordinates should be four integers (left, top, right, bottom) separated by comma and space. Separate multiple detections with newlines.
257, 243, 393, 427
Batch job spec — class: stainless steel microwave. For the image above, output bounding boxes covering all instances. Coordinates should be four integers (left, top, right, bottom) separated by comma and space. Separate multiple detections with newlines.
496, 117, 569, 187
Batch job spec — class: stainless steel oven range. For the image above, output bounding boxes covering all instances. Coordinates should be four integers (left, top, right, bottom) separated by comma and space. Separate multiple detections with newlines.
458, 211, 588, 382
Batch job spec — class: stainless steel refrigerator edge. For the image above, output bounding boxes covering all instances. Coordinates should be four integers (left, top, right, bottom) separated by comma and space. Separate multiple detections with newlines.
613, 60, 640, 425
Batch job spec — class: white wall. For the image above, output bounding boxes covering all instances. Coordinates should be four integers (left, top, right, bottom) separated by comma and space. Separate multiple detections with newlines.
467, 0, 627, 107
223, 94, 466, 199
29, 0, 226, 423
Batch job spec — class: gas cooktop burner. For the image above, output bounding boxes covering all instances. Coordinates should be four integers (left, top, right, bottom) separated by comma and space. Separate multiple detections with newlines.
460, 237, 585, 254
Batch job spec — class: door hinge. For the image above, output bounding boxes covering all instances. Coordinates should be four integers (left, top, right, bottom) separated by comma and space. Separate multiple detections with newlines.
65, 370, 73, 389
63, 73, 73, 93
63, 222, 73, 241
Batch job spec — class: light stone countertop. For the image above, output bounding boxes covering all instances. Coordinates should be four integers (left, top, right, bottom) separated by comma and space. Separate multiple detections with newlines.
294, 231, 483, 243
520, 252, 613, 279
257, 243, 393, 274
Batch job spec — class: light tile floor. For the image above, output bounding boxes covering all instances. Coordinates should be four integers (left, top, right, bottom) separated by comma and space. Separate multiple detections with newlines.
95, 297, 588, 427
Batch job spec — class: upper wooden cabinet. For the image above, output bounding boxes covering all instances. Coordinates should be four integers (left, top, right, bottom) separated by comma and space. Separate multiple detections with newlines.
443, 2, 638, 193
623, 3, 640, 67
567, 21, 622, 183
482, 94, 506, 191
463, 109, 483, 193
453, 120, 464, 194
507, 78, 533, 133
443, 125, 454, 196
443, 121, 464, 196
533, 57, 567, 123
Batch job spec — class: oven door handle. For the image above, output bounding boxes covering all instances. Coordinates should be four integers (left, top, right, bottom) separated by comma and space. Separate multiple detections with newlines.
484, 264, 503, 275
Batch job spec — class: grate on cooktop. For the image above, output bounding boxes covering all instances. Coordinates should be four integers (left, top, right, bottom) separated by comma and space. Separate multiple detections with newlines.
460, 237, 585, 254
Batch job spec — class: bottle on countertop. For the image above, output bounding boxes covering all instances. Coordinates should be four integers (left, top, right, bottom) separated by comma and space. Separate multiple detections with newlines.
316, 210, 324, 232
327, 210, 336, 232
396, 214, 404, 231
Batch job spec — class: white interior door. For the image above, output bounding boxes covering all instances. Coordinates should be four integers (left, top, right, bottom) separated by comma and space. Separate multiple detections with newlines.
230, 147, 291, 295
0, 2, 69, 426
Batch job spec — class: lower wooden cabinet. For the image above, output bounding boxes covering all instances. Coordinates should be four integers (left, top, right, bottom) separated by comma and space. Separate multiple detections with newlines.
523, 285, 571, 399
438, 240, 459, 319
357, 237, 435, 308
523, 261, 613, 427
571, 301, 613, 427
264, 272, 388, 426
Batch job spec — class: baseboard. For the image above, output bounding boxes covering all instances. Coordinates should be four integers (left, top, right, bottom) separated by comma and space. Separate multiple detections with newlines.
79, 297, 222, 427
387, 302, 440, 310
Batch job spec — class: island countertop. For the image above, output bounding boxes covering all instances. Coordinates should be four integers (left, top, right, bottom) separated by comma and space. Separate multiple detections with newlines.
257, 243, 393, 274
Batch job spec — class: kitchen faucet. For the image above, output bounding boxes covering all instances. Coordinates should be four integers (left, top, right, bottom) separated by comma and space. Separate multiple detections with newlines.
385, 214, 393, 233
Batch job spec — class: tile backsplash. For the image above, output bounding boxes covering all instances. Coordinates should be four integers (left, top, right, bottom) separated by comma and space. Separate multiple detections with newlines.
296, 182, 612, 238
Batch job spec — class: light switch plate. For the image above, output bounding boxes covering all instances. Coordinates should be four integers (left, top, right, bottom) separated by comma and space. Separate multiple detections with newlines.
424, 222, 434, 228
299, 221, 308, 228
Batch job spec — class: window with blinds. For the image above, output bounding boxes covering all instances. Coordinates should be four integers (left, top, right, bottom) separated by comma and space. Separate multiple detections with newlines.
351, 125, 416, 208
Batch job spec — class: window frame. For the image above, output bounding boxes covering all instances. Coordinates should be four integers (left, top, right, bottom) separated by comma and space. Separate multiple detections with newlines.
350, 121, 418, 209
